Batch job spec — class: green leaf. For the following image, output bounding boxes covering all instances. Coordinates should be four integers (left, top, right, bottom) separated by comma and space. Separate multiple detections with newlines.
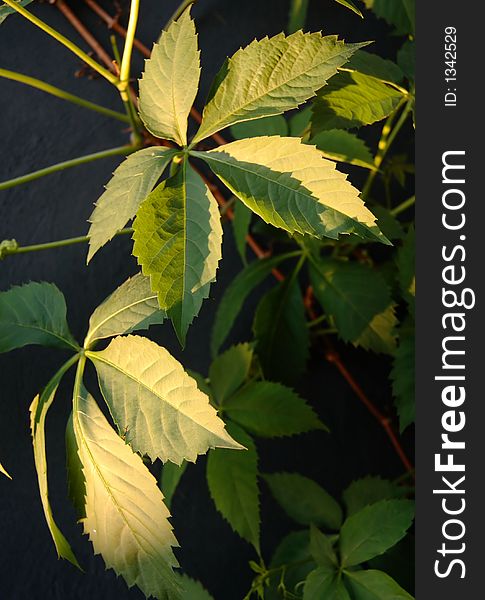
206, 422, 260, 552
195, 136, 387, 244
310, 130, 375, 170
334, 0, 363, 18
88, 335, 243, 465
339, 499, 414, 567
343, 476, 401, 516
133, 161, 222, 344
177, 574, 215, 600
267, 531, 315, 599
289, 105, 313, 137
353, 304, 398, 355
264, 473, 343, 530
84, 272, 165, 348
225, 381, 326, 437
87, 147, 176, 262
230, 115, 288, 139
232, 200, 252, 265
397, 41, 415, 81
304, 569, 351, 600
30, 382, 81, 569
253, 277, 309, 385
210, 254, 292, 357
345, 569, 413, 600
363, 0, 414, 35
391, 329, 415, 432
312, 71, 404, 132
0, 0, 33, 25
372, 207, 405, 241
65, 412, 86, 519
73, 387, 182, 600
288, 0, 309, 33
310, 524, 338, 569
0, 460, 11, 479
160, 461, 187, 509
348, 51, 403, 83
397, 227, 415, 315
310, 258, 391, 343
0, 282, 77, 353
209, 343, 253, 405
193, 32, 366, 143
138, 7, 200, 145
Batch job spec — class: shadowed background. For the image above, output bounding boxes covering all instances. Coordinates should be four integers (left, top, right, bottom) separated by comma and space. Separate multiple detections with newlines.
0, 1, 411, 598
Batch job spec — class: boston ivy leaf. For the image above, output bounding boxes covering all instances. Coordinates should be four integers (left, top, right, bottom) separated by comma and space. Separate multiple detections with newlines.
363, 0, 414, 36
87, 147, 176, 262
253, 277, 309, 385
0, 0, 33, 25
391, 328, 415, 432
0, 282, 77, 353
230, 115, 288, 139
334, 0, 363, 18
232, 200, 252, 265
353, 304, 398, 355
88, 335, 242, 465
264, 472, 343, 530
0, 460, 11, 479
209, 343, 253, 405
304, 569, 351, 600
206, 422, 260, 552
310, 257, 391, 343
73, 387, 182, 600
177, 574, 215, 600
30, 380, 81, 569
84, 272, 165, 348
348, 51, 404, 84
345, 569, 413, 600
343, 476, 402, 516
138, 7, 200, 145
311, 72, 404, 132
267, 531, 315, 599
160, 461, 188, 509
195, 137, 388, 244
65, 412, 86, 520
310, 130, 376, 170
225, 381, 326, 437
310, 524, 338, 569
339, 499, 414, 567
211, 254, 291, 357
193, 32, 366, 143
397, 227, 415, 316
133, 161, 222, 344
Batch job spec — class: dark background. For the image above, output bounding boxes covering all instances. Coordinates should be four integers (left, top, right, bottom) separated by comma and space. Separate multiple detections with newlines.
0, 1, 410, 598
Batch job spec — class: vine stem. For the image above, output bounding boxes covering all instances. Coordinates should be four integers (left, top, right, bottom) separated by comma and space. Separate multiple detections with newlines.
119, 0, 140, 101
391, 195, 415, 217
0, 68, 129, 123
0, 228, 133, 260
1, 0, 118, 86
0, 145, 137, 191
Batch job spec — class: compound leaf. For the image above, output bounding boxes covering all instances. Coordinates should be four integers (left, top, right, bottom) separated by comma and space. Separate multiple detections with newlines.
353, 304, 398, 355
264, 472, 343, 530
304, 569, 351, 600
133, 161, 222, 344
207, 422, 260, 552
343, 476, 402, 516
88, 335, 242, 465
310, 129, 375, 170
339, 499, 415, 567
345, 569, 413, 600
347, 51, 403, 83
73, 388, 182, 599
193, 32, 365, 143
312, 71, 403, 132
85, 272, 165, 347
225, 381, 326, 437
310, 524, 338, 569
195, 136, 387, 244
87, 147, 177, 262
0, 282, 77, 353
139, 7, 200, 145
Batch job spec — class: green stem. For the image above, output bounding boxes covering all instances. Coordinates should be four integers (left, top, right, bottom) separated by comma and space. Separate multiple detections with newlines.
391, 195, 415, 217
362, 95, 413, 200
72, 354, 87, 413
119, 0, 140, 99
166, 0, 196, 26
0, 68, 129, 123
2, 0, 119, 86
1, 228, 133, 259
0, 145, 137, 191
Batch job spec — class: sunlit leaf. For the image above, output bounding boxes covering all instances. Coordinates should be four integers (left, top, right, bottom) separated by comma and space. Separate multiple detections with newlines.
0, 460, 11, 479
334, 0, 363, 18
88, 335, 242, 465
139, 7, 200, 145
353, 304, 398, 355
0, 282, 77, 353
